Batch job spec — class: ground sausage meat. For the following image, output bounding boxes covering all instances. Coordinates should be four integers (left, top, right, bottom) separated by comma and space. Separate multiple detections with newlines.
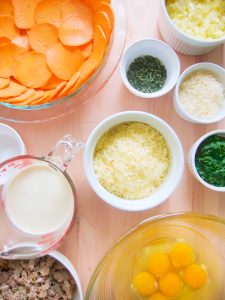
0, 256, 76, 300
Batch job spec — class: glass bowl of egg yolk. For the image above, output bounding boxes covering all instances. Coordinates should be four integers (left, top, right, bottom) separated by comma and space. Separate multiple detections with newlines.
85, 212, 225, 300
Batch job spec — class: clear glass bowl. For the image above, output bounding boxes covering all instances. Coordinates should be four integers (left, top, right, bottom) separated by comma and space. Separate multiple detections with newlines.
0, 0, 127, 123
85, 212, 225, 300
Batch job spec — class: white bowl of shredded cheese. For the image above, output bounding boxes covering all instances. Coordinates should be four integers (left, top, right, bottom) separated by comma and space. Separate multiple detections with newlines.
84, 111, 184, 212
159, 0, 225, 55
173, 63, 225, 124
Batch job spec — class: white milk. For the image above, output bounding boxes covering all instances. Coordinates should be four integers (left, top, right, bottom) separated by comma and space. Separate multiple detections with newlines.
4, 164, 74, 235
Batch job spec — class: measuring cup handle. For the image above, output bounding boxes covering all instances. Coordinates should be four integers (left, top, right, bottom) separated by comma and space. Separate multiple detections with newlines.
46, 135, 85, 171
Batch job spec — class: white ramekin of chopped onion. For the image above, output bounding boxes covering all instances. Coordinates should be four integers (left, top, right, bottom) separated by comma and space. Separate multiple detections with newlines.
84, 111, 184, 212
173, 62, 225, 124
158, 0, 225, 55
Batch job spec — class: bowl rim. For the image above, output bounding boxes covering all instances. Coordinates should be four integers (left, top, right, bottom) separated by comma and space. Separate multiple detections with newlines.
84, 111, 184, 211
189, 129, 225, 192
160, 0, 225, 45
119, 38, 180, 99
0, 123, 26, 161
174, 62, 225, 124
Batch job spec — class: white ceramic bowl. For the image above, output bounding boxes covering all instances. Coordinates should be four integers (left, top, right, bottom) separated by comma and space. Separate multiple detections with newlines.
158, 0, 225, 55
0, 123, 26, 163
173, 63, 225, 124
120, 39, 180, 98
84, 111, 184, 212
49, 251, 83, 300
188, 130, 225, 192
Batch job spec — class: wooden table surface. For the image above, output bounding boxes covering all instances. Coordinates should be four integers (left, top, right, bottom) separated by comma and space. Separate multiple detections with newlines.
3, 0, 225, 295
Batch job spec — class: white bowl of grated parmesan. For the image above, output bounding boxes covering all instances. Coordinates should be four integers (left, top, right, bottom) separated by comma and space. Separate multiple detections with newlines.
84, 111, 184, 212
173, 63, 225, 124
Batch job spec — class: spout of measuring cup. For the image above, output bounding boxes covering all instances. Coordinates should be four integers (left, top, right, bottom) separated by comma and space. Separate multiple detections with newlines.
46, 135, 85, 171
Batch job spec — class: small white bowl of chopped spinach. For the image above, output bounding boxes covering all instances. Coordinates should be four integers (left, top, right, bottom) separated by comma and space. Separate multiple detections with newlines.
188, 130, 225, 192
120, 39, 180, 98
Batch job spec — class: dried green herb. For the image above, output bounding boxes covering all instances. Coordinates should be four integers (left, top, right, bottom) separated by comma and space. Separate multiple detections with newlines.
127, 55, 167, 93
195, 134, 225, 187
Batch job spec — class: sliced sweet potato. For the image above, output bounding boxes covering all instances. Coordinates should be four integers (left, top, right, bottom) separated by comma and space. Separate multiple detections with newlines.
35, 0, 62, 28
4, 89, 35, 103
33, 81, 67, 104
94, 11, 111, 43
96, 2, 114, 29
59, 14, 93, 46
13, 51, 52, 88
12, 35, 30, 49
17, 90, 45, 105
0, 0, 13, 17
85, 0, 111, 10
28, 23, 58, 54
72, 55, 98, 90
12, 0, 40, 29
0, 37, 10, 44
0, 78, 10, 90
0, 43, 17, 78
46, 43, 84, 80
41, 75, 62, 90
58, 72, 80, 96
0, 80, 26, 98
0, 16, 20, 40
92, 24, 107, 59
62, 0, 94, 22
79, 42, 93, 59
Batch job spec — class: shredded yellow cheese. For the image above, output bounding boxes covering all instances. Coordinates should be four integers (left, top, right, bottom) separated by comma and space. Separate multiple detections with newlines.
179, 70, 225, 119
166, 0, 225, 40
93, 122, 171, 200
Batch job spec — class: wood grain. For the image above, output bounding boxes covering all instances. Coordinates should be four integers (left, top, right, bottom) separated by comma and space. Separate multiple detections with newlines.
3, 0, 225, 294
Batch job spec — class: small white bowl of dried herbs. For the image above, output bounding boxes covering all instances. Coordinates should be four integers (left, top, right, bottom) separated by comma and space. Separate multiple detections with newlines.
120, 39, 180, 98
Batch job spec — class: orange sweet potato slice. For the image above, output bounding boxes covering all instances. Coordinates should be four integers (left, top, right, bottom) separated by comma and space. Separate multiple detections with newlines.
0, 80, 26, 99
96, 2, 114, 29
59, 14, 93, 46
4, 89, 35, 103
0, 43, 17, 78
94, 11, 111, 43
0, 0, 13, 17
15, 90, 45, 106
0, 78, 10, 90
58, 72, 80, 97
13, 51, 52, 88
72, 55, 98, 91
41, 75, 63, 90
35, 0, 62, 28
12, 0, 40, 29
62, 0, 94, 22
33, 81, 67, 104
85, 0, 110, 10
12, 35, 30, 50
79, 42, 93, 59
0, 16, 20, 40
92, 24, 107, 59
28, 23, 58, 54
46, 43, 84, 80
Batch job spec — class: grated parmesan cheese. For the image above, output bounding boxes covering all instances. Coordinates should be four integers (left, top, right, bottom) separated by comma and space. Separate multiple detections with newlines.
93, 122, 171, 200
179, 70, 225, 119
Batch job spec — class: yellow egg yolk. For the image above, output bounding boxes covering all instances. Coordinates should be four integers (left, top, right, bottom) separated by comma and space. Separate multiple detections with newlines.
170, 242, 195, 268
184, 264, 207, 289
148, 253, 171, 278
159, 273, 182, 297
133, 272, 157, 296
149, 292, 168, 300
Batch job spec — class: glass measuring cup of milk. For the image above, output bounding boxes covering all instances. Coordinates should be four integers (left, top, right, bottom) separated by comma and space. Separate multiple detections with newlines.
0, 135, 84, 259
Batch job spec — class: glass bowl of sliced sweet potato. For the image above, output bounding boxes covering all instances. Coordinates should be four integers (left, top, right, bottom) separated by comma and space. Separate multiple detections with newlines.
0, 0, 126, 121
